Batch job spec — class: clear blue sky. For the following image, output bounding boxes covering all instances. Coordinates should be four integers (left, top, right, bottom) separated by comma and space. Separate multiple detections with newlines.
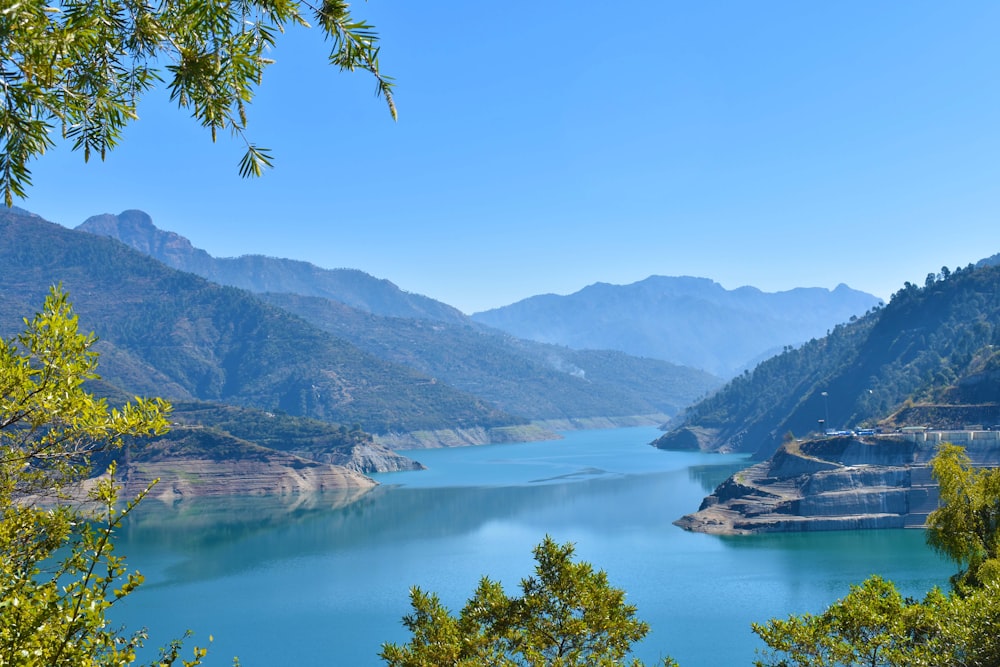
22, 1, 1000, 314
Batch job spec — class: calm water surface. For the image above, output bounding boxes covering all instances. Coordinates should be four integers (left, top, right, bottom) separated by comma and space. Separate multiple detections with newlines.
113, 427, 952, 666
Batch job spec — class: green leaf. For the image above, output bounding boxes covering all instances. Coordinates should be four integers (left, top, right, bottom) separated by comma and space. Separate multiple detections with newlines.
238, 143, 273, 178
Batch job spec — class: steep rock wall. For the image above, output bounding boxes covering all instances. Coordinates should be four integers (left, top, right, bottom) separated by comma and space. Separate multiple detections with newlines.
676, 435, 947, 535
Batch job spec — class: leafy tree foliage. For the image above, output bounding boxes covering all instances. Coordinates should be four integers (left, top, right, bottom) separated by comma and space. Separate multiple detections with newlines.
752, 574, 1000, 667
0, 0, 395, 204
0, 286, 169, 496
752, 443, 1000, 667
0, 287, 208, 665
380, 536, 676, 667
933, 580, 1000, 667
926, 443, 1000, 591
751, 576, 943, 667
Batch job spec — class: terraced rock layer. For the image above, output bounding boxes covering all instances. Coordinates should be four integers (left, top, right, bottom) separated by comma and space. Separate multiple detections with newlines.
675, 435, 967, 534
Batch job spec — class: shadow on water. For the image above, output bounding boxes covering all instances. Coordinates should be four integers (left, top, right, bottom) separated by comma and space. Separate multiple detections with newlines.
711, 528, 954, 603
119, 485, 371, 549
716, 527, 944, 561
687, 457, 752, 493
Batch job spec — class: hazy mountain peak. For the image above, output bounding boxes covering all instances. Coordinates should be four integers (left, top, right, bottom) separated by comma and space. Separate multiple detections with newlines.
85, 208, 155, 233
80, 210, 207, 264
472, 275, 880, 377
76, 211, 468, 324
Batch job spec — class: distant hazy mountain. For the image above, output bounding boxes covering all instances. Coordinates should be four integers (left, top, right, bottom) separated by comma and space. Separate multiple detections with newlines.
77, 210, 467, 324
472, 276, 882, 377
655, 262, 1000, 459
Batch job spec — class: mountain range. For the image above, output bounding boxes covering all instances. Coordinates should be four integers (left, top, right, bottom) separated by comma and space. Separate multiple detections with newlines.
472, 276, 881, 377
0, 209, 904, 493
71, 210, 722, 436
1, 208, 517, 438
76, 209, 882, 392
4, 207, 737, 467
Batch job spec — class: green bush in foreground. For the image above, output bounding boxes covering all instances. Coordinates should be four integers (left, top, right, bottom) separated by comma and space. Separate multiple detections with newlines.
380, 536, 678, 667
0, 287, 212, 666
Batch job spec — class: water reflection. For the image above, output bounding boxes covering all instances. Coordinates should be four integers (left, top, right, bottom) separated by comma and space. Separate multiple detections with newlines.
687, 458, 752, 492
109, 429, 956, 667
120, 464, 711, 586
718, 529, 949, 575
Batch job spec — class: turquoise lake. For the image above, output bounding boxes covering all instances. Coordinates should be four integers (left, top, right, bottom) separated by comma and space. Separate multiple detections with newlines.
113, 426, 953, 666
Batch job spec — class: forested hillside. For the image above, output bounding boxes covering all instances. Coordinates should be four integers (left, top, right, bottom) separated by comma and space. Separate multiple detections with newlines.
76, 208, 721, 424
657, 262, 1000, 458
0, 208, 518, 435
262, 292, 719, 421
95, 400, 422, 475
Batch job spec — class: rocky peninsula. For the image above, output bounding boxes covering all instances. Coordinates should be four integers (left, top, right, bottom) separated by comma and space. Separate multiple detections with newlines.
83, 426, 423, 503
676, 430, 1000, 534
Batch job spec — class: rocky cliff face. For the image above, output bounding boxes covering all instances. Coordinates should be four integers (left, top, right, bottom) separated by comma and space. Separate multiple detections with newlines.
79, 210, 216, 273
295, 440, 424, 474
114, 453, 376, 505
675, 435, 961, 534
82, 428, 389, 502
113, 456, 377, 502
